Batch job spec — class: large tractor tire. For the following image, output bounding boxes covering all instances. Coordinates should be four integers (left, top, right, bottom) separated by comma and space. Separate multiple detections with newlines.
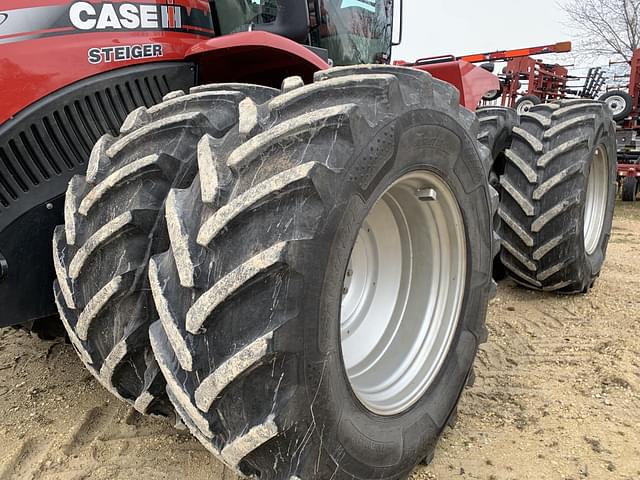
622, 175, 638, 201
498, 100, 617, 293
476, 107, 518, 280
53, 85, 277, 415
148, 66, 497, 479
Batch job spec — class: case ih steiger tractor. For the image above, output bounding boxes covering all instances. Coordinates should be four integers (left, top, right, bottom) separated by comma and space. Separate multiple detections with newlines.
0, 1, 617, 478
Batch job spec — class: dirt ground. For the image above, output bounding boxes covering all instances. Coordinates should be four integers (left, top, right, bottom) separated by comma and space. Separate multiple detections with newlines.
1, 202, 638, 480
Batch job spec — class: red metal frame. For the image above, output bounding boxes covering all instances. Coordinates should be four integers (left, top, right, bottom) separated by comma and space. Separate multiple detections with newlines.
621, 49, 640, 130
608, 49, 640, 189
499, 57, 569, 107
458, 41, 572, 64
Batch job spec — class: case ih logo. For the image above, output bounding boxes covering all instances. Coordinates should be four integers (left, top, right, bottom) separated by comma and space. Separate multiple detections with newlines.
69, 2, 182, 31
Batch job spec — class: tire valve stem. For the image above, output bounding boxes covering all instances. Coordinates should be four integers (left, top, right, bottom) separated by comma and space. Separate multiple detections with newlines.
417, 188, 437, 202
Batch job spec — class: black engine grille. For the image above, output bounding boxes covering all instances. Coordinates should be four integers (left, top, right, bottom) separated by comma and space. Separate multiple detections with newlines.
0, 62, 195, 228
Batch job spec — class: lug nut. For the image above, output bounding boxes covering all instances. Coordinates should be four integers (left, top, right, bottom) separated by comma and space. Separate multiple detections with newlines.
417, 188, 437, 201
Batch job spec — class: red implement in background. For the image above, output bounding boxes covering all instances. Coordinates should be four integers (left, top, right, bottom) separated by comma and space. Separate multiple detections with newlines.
395, 42, 572, 110
457, 42, 572, 64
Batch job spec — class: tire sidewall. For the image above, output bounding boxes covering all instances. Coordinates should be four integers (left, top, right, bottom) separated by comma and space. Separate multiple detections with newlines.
579, 120, 617, 287
298, 109, 493, 478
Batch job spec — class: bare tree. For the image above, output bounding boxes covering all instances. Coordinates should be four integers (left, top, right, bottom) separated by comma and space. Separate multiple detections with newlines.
561, 0, 640, 62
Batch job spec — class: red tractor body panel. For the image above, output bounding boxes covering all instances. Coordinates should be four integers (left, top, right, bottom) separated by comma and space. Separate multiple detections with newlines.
395, 59, 500, 111
0, 0, 215, 124
186, 31, 331, 85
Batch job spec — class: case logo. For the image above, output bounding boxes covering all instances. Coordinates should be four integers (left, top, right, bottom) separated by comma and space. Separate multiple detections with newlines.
69, 2, 182, 31
0, 13, 8, 27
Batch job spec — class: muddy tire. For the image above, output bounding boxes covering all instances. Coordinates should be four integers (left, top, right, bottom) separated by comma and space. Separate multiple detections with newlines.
148, 66, 497, 479
476, 107, 518, 280
622, 175, 637, 201
53, 85, 278, 415
498, 100, 617, 293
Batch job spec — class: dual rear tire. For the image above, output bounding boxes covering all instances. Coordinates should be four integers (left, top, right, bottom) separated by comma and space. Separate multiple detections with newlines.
53, 68, 618, 478
54, 66, 496, 479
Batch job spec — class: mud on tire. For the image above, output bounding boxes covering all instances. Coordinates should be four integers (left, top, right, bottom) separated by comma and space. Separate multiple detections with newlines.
498, 100, 617, 293
148, 66, 497, 478
53, 85, 277, 415
476, 106, 518, 280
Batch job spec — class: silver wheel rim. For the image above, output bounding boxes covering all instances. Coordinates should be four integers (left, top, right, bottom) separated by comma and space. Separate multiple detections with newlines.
584, 145, 608, 255
340, 171, 467, 416
604, 95, 627, 117
517, 99, 535, 114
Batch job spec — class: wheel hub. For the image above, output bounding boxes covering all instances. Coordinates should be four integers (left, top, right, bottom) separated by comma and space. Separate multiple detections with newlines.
340, 171, 467, 416
584, 146, 609, 255
604, 95, 626, 116
517, 100, 535, 114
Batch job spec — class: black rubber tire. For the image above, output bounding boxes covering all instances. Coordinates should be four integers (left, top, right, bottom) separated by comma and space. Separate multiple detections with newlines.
622, 175, 638, 201
498, 99, 617, 293
148, 66, 497, 479
53, 84, 278, 416
476, 107, 518, 188
515, 94, 542, 115
599, 90, 633, 123
476, 107, 518, 280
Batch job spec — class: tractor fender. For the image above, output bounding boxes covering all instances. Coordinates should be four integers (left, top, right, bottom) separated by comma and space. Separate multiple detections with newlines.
185, 31, 331, 87
411, 60, 501, 111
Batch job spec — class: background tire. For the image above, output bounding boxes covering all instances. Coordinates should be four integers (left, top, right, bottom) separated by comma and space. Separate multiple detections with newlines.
148, 66, 497, 479
499, 100, 617, 294
482, 81, 504, 102
516, 95, 542, 115
53, 85, 277, 415
599, 90, 633, 123
622, 175, 638, 201
476, 107, 518, 280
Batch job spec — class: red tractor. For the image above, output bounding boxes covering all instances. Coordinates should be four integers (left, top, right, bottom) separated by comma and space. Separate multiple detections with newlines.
0, 1, 617, 478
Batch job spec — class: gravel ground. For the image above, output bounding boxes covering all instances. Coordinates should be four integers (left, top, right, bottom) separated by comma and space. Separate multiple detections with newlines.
1, 201, 638, 480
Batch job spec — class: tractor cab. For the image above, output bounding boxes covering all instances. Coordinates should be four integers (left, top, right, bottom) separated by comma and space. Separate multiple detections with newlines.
209, 0, 395, 65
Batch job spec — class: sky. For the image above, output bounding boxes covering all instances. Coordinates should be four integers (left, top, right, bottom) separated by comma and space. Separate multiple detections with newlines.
392, 0, 574, 63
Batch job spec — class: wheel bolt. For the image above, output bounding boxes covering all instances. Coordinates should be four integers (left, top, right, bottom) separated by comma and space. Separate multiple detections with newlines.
417, 188, 437, 202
